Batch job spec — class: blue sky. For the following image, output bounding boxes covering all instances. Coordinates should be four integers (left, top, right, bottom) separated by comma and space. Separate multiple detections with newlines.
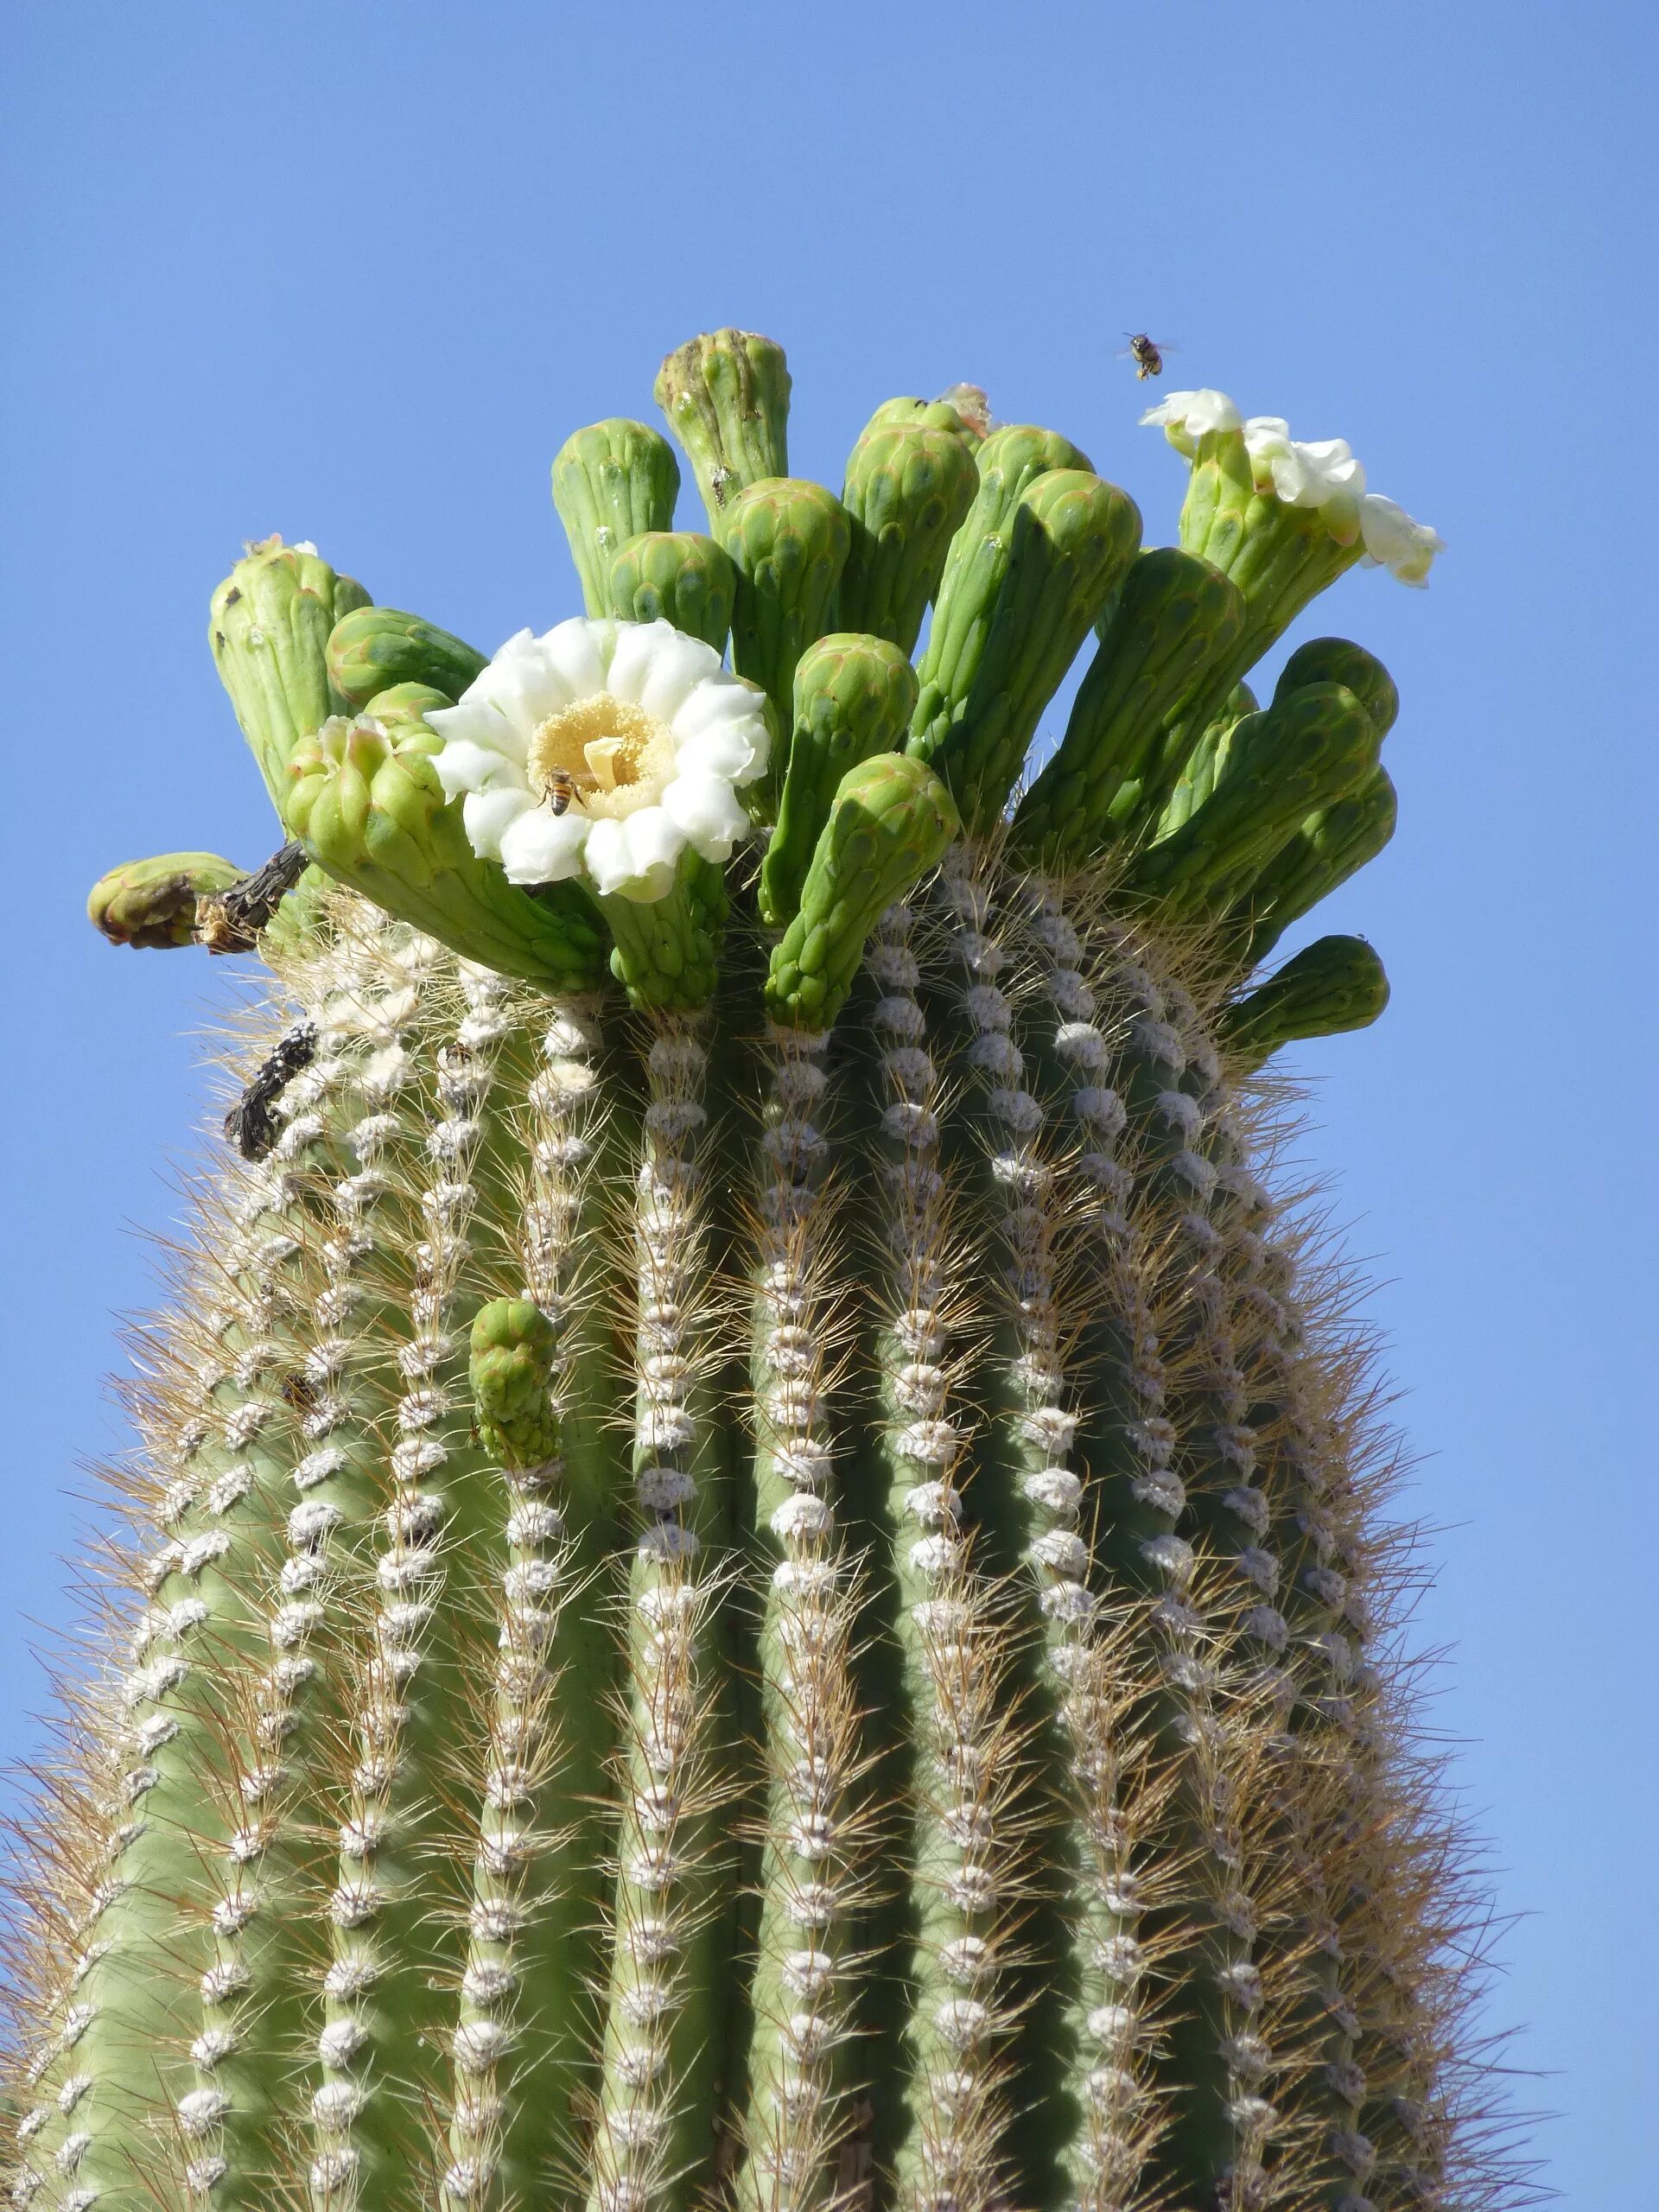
3, 2, 1654, 2196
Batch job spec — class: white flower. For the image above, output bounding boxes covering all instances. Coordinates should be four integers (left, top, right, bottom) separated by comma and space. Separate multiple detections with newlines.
428, 618, 771, 902
1355, 492, 1446, 586
1138, 387, 1243, 452
1143, 390, 1444, 586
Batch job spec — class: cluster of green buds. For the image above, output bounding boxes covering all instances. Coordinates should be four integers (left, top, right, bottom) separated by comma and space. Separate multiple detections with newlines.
92, 347, 1434, 1048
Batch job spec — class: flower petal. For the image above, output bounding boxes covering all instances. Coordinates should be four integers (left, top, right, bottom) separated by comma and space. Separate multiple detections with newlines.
1140, 388, 1242, 437
432, 737, 525, 803
660, 771, 751, 861
538, 615, 613, 701
620, 807, 687, 896
581, 816, 634, 896
427, 699, 531, 768
498, 805, 590, 884
669, 677, 772, 784
464, 632, 582, 735
462, 787, 536, 861
1358, 494, 1445, 585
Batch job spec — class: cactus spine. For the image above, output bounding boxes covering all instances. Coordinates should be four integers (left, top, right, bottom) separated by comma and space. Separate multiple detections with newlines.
8, 331, 1524, 2212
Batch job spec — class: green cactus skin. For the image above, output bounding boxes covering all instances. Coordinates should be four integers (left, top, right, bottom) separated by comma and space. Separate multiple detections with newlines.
607, 531, 736, 652
326, 607, 488, 714
88, 853, 246, 948
836, 419, 980, 656
764, 753, 959, 1029
760, 633, 919, 928
210, 537, 372, 810
655, 329, 791, 530
1231, 766, 1399, 963
552, 422, 683, 618
283, 710, 608, 990
1122, 683, 1382, 916
908, 424, 1092, 765
1150, 679, 1261, 841
1218, 933, 1390, 1068
723, 479, 853, 785
918, 470, 1143, 832
600, 854, 728, 1012
1009, 548, 1246, 867
11, 340, 1509, 2212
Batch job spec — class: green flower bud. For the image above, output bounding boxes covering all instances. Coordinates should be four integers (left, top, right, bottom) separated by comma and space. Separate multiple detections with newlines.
920, 470, 1142, 833
861, 395, 980, 443
600, 852, 727, 1013
910, 423, 1093, 761
283, 712, 607, 991
471, 1300, 561, 1470
1273, 636, 1399, 739
766, 753, 959, 1030
608, 530, 736, 652
1123, 683, 1381, 915
655, 328, 791, 529
1232, 767, 1399, 963
361, 681, 455, 740
209, 537, 371, 810
1218, 934, 1390, 1069
552, 420, 682, 616
87, 853, 245, 950
724, 478, 853, 791
837, 422, 979, 656
760, 633, 919, 928
1153, 681, 1262, 840
326, 607, 486, 714
1012, 550, 1246, 867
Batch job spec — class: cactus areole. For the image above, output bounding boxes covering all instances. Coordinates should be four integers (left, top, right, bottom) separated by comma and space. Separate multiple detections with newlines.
13, 331, 1510, 2212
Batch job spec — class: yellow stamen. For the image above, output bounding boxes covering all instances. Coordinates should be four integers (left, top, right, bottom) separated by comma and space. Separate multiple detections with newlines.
526, 695, 676, 822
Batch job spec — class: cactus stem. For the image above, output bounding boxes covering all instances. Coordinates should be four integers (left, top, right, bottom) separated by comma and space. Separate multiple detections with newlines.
731, 1023, 874, 2212
584, 1014, 734, 2212
862, 899, 1031, 2212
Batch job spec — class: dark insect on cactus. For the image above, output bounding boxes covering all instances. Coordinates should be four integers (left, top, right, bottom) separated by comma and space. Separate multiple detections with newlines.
9, 334, 1524, 2212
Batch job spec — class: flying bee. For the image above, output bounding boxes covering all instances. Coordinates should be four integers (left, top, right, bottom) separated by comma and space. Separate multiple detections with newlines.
1122, 332, 1168, 381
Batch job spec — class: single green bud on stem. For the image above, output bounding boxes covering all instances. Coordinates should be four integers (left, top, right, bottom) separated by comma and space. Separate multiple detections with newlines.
760, 632, 919, 927
1231, 766, 1399, 962
1154, 427, 1366, 778
724, 478, 853, 793
283, 710, 607, 990
1153, 681, 1261, 840
765, 751, 959, 1028
909, 423, 1092, 760
655, 327, 791, 529
87, 853, 245, 949
1122, 683, 1381, 915
921, 469, 1143, 831
361, 681, 457, 737
1010, 550, 1246, 866
552, 420, 682, 615
471, 1300, 562, 1469
600, 850, 727, 1012
326, 607, 486, 713
1218, 933, 1390, 1067
837, 420, 980, 654
608, 530, 736, 652
210, 536, 371, 809
861, 394, 981, 442
1274, 634, 1399, 734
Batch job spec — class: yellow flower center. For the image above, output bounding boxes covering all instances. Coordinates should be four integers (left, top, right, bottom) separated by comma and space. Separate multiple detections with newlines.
525, 694, 677, 821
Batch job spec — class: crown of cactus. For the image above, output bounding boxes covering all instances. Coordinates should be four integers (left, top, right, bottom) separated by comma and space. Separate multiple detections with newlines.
11, 330, 1513, 2212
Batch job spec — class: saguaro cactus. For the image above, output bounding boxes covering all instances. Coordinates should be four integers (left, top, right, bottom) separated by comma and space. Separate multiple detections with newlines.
8, 336, 1519, 2212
